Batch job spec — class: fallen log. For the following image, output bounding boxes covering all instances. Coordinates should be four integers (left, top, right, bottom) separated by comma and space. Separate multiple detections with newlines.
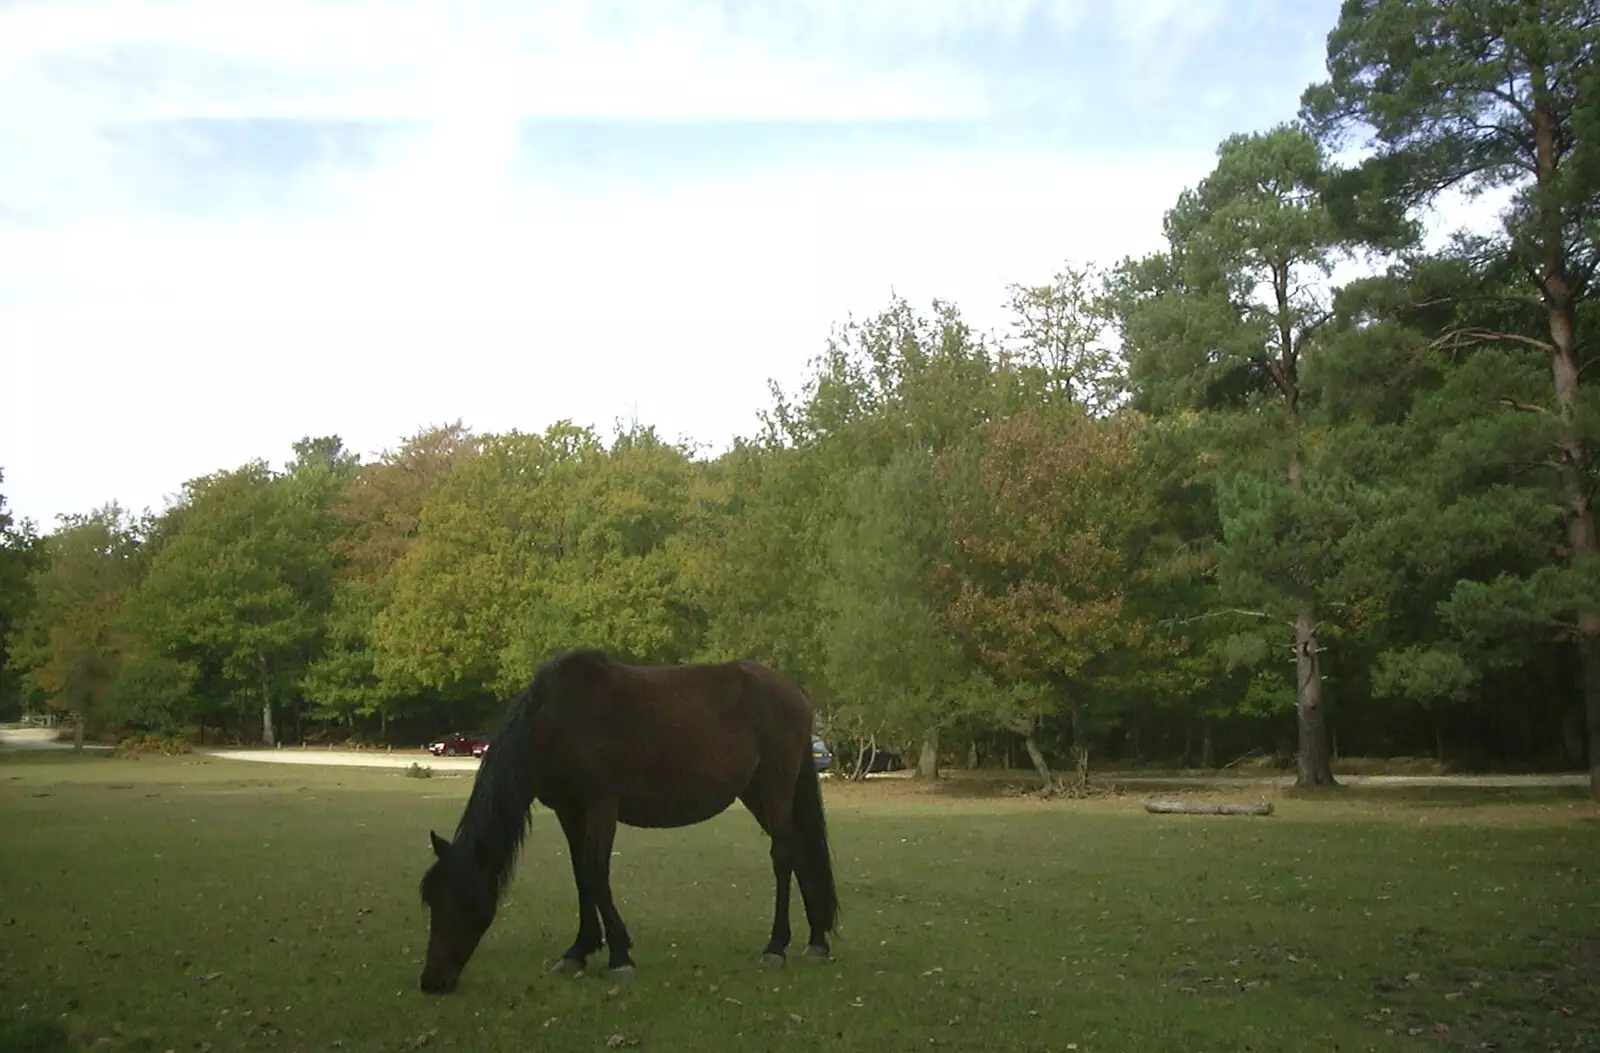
1144, 799, 1273, 817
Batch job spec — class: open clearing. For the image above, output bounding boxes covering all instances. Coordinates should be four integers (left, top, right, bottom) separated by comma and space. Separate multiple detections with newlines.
1, 750, 1597, 1053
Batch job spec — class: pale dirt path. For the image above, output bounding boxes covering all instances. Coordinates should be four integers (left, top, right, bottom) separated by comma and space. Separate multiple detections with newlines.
193, 744, 1587, 788
0, 727, 111, 751
1088, 771, 1589, 789
196, 746, 482, 772
4, 728, 1585, 788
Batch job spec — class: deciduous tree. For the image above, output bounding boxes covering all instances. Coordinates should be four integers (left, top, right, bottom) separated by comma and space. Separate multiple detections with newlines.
9, 505, 143, 746
938, 403, 1151, 789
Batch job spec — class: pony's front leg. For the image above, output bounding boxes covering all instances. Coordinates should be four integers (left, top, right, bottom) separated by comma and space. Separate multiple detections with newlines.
554, 804, 603, 974
584, 801, 635, 975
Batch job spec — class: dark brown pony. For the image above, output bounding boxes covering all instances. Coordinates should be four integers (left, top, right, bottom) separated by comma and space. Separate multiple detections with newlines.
417, 648, 840, 994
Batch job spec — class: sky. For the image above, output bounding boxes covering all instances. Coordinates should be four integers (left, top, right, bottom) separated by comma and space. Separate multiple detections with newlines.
0, 0, 1498, 529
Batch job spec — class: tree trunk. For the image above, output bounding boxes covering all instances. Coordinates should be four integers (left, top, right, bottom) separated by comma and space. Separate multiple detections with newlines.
1294, 603, 1336, 787
1559, 709, 1583, 767
1201, 720, 1215, 769
1272, 256, 1335, 789
917, 730, 939, 780
73, 714, 85, 752
1579, 632, 1600, 797
1530, 78, 1600, 798
1022, 733, 1053, 792
1547, 282, 1600, 798
852, 734, 877, 782
380, 709, 388, 744
258, 653, 276, 748
966, 740, 979, 769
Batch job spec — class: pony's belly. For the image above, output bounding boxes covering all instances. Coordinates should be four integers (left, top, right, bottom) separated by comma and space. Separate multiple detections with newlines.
611, 729, 760, 828
617, 788, 739, 829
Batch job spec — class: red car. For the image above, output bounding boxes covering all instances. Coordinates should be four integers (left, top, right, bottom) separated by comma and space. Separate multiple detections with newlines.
425, 732, 490, 758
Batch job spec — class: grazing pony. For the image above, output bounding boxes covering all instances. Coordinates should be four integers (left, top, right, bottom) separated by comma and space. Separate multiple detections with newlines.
417, 648, 839, 994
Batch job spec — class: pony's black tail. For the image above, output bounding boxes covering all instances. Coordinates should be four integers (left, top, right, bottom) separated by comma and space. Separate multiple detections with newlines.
792, 753, 839, 934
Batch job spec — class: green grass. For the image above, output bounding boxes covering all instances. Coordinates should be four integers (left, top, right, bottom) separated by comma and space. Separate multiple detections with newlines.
1, 751, 1597, 1053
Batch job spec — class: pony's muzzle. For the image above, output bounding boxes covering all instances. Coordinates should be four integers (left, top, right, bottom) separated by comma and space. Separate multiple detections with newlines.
419, 969, 459, 995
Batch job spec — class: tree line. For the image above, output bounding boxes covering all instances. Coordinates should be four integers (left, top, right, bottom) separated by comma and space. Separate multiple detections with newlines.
2, 2, 1597, 797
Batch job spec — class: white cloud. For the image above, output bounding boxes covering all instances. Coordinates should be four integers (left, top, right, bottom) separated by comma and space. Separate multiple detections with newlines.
1, 0, 1437, 526
0, 135, 1212, 524
0, 0, 1021, 122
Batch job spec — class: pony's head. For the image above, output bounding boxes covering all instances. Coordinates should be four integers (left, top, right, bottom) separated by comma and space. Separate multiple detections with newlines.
418, 830, 495, 994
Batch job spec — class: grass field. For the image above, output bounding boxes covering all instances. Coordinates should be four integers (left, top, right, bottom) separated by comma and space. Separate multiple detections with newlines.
1, 751, 1597, 1053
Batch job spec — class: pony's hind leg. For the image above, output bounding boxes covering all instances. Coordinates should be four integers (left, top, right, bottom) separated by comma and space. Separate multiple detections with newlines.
740, 786, 797, 966
792, 858, 832, 959
782, 822, 833, 959
554, 803, 603, 974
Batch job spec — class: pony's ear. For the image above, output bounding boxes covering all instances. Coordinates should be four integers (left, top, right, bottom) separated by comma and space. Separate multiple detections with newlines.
430, 830, 450, 859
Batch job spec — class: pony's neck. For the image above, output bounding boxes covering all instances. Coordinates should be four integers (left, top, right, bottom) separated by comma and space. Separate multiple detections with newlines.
452, 695, 541, 905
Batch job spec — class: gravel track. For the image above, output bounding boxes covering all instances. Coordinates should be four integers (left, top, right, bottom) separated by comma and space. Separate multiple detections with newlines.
3, 728, 1586, 788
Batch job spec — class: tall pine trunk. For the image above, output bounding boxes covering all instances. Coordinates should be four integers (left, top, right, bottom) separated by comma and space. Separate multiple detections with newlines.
1279, 288, 1335, 789
1294, 603, 1335, 786
1551, 302, 1600, 799
1286, 387, 1335, 787
1532, 83, 1600, 800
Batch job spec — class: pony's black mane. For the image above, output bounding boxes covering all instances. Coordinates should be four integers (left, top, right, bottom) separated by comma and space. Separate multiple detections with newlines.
446, 649, 610, 907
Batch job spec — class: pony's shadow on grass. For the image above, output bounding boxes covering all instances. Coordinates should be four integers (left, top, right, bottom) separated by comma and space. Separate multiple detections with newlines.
0, 1008, 74, 1053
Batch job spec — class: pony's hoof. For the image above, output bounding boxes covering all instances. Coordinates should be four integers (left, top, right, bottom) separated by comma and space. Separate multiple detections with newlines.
801, 945, 833, 961
760, 952, 786, 969
550, 957, 585, 976
608, 964, 635, 981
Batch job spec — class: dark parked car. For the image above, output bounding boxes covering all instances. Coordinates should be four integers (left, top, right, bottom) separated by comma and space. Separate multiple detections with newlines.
832, 742, 905, 774
861, 748, 904, 773
426, 731, 490, 758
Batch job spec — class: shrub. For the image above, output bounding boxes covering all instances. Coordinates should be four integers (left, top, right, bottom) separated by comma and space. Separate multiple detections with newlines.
0, 1009, 73, 1053
406, 762, 434, 779
115, 733, 193, 757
